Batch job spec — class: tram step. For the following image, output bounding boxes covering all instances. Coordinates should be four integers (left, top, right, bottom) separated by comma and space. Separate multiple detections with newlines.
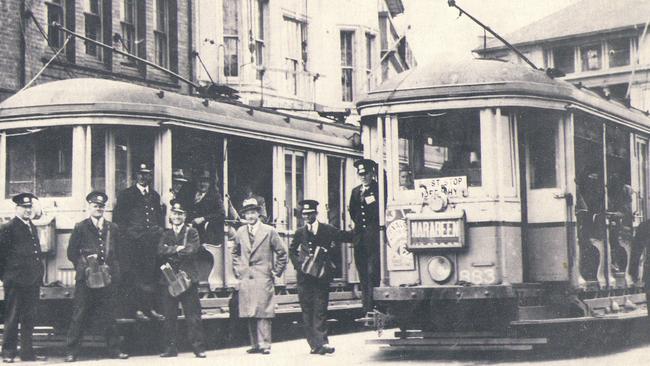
367, 337, 547, 346
395, 330, 501, 338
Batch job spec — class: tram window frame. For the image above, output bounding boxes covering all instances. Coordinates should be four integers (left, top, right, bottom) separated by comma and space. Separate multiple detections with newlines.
285, 149, 306, 231
91, 126, 107, 191
397, 110, 482, 187
5, 127, 73, 198
525, 121, 559, 190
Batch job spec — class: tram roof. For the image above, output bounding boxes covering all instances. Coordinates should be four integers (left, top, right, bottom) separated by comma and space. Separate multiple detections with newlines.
0, 78, 360, 154
357, 58, 650, 131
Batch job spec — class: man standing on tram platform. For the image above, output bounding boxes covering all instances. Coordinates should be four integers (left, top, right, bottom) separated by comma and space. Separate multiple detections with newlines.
0, 193, 46, 363
349, 159, 382, 313
186, 170, 225, 245
113, 163, 166, 321
290, 200, 351, 355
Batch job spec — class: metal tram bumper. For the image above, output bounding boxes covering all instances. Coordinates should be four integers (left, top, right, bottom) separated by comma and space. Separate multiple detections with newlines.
365, 285, 549, 351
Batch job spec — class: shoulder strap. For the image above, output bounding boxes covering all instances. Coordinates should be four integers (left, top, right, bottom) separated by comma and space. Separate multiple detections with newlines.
183, 226, 189, 247
105, 225, 111, 260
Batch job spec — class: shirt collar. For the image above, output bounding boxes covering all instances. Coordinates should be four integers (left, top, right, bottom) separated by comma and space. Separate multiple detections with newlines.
16, 216, 31, 227
90, 216, 104, 230
309, 220, 319, 234
136, 183, 148, 194
248, 220, 261, 234
173, 223, 184, 235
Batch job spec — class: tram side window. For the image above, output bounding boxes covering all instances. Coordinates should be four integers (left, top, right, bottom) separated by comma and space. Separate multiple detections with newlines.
91, 127, 106, 191
398, 111, 482, 187
6, 127, 72, 198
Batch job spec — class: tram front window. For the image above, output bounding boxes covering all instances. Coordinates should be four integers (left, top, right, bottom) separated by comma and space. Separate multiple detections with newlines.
398, 111, 481, 187
6, 127, 72, 197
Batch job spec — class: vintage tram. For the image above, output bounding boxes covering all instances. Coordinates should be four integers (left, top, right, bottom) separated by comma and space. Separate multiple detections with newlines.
357, 58, 650, 350
0, 78, 363, 331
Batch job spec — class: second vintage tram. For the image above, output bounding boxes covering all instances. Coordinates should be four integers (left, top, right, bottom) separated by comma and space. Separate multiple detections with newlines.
0, 78, 363, 332
357, 58, 650, 350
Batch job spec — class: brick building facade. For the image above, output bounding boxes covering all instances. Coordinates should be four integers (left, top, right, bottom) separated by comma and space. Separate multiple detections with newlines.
0, 0, 193, 102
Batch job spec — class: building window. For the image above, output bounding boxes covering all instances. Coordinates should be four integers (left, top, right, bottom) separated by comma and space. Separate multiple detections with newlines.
608, 38, 631, 68
552, 45, 575, 74
365, 33, 375, 92
223, 0, 239, 77
47, 0, 65, 49
284, 17, 307, 95
84, 0, 103, 59
6, 128, 73, 198
253, 0, 268, 80
154, 0, 169, 68
120, 0, 137, 55
285, 150, 305, 231
580, 43, 602, 71
340, 30, 354, 102
398, 110, 482, 187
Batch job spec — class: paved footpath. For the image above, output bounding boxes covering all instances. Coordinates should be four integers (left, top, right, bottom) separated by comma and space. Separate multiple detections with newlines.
16, 329, 650, 366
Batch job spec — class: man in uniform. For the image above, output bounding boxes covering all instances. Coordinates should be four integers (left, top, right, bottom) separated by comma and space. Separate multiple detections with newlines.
232, 198, 287, 355
348, 159, 382, 313
113, 163, 165, 321
157, 200, 206, 358
289, 200, 351, 355
169, 168, 190, 203
64, 192, 128, 362
186, 170, 225, 245
0, 193, 46, 363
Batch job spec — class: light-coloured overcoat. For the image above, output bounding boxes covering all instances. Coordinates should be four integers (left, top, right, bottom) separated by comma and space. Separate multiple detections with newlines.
232, 223, 287, 318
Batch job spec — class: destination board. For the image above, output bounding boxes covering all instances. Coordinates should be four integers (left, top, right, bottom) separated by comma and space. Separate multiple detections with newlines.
406, 211, 466, 250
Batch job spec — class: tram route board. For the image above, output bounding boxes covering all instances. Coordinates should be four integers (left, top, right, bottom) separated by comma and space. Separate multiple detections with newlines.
406, 211, 466, 250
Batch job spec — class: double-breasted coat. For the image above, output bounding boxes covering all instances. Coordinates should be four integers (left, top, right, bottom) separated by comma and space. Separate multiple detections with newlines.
232, 223, 287, 318
0, 217, 44, 287
157, 224, 201, 284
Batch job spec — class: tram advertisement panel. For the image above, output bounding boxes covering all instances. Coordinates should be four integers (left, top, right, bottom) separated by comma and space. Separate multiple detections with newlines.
385, 208, 415, 271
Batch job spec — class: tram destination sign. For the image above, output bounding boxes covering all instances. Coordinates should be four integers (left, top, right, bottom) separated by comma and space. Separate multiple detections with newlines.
406, 211, 466, 250
415, 176, 468, 198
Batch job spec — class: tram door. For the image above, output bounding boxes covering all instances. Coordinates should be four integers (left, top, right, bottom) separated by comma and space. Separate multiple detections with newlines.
519, 111, 569, 282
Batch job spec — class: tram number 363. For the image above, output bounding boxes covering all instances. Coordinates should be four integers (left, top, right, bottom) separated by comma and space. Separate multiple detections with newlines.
458, 269, 496, 285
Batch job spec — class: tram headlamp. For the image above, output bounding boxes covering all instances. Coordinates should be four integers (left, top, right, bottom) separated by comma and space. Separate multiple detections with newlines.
427, 256, 453, 283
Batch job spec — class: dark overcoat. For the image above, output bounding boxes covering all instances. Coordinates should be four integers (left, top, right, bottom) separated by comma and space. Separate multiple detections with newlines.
0, 217, 44, 287
186, 189, 225, 245
232, 223, 287, 318
67, 218, 121, 283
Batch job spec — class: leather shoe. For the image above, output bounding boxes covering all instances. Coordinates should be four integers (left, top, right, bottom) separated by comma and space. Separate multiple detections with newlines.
159, 350, 178, 358
310, 347, 320, 354
246, 348, 261, 354
135, 310, 150, 321
111, 352, 129, 360
318, 345, 335, 355
20, 355, 47, 361
149, 310, 165, 321
260, 348, 271, 355
64, 354, 77, 362
2, 357, 13, 364
194, 351, 206, 358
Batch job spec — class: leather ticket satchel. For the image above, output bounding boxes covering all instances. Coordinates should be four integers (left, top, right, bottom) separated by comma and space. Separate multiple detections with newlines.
300, 246, 332, 279
161, 263, 192, 297
85, 229, 112, 289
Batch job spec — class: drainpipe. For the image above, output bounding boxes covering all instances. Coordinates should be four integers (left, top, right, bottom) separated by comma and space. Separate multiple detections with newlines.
19, 0, 27, 88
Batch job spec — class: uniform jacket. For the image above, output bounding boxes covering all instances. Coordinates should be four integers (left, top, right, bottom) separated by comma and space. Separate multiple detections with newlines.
113, 185, 164, 240
349, 181, 381, 233
232, 223, 287, 318
0, 217, 44, 287
67, 218, 121, 283
157, 224, 201, 284
289, 222, 351, 285
186, 188, 225, 244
